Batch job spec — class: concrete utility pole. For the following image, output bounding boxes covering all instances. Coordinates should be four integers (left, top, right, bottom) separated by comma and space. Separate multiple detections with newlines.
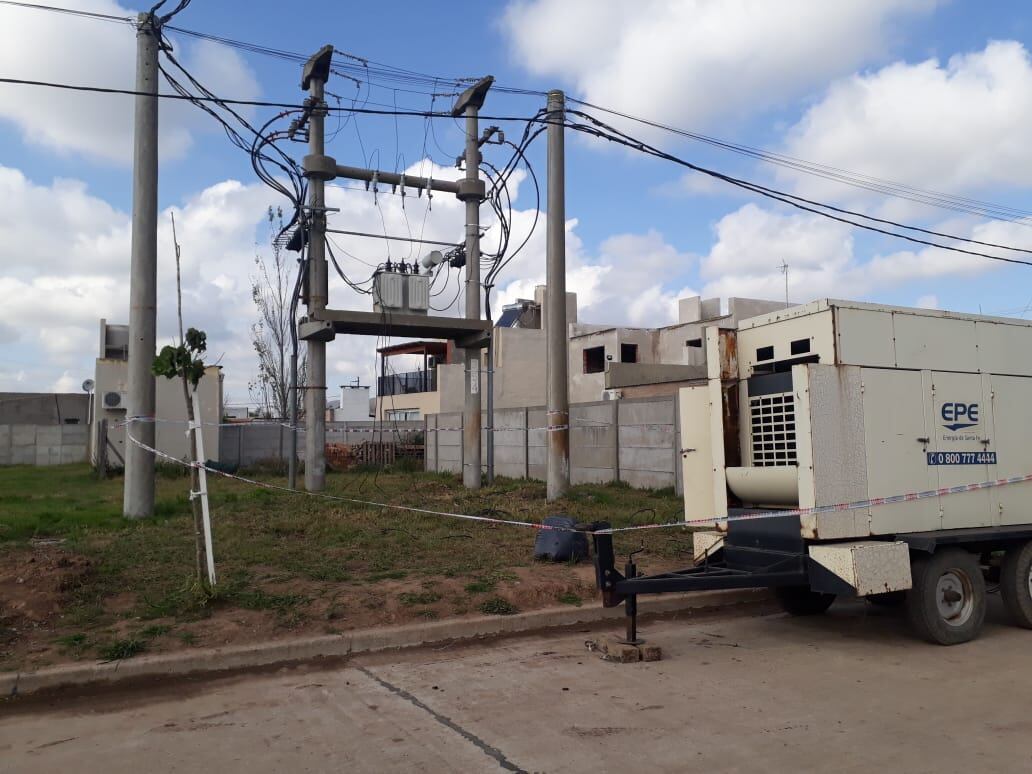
123, 11, 160, 518
485, 285, 495, 486
453, 78, 493, 490
302, 46, 333, 492
295, 72, 492, 493
545, 89, 570, 502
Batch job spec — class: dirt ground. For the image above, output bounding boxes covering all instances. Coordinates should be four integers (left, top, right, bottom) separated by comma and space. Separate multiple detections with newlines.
0, 545, 607, 670
0, 465, 691, 672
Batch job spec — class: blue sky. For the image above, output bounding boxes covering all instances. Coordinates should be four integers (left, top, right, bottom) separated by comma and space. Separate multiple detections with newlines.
2, 0, 1032, 400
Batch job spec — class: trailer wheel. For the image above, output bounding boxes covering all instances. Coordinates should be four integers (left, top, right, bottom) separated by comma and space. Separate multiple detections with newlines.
774, 585, 835, 616
906, 549, 986, 645
1000, 541, 1032, 629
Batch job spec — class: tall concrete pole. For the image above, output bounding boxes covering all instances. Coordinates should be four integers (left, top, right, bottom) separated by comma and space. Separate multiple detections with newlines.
545, 89, 570, 502
461, 103, 483, 489
123, 12, 160, 518
303, 49, 331, 492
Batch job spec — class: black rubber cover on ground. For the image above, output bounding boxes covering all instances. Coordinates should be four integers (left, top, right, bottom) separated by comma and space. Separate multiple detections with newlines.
534, 516, 589, 562
775, 585, 835, 615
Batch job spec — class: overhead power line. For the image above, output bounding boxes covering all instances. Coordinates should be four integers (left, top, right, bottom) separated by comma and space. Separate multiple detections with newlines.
0, 0, 131, 23
565, 113, 1032, 268
5, 73, 1027, 269
0, 76, 548, 122
569, 98, 1032, 225
569, 110, 1032, 258
5, 0, 1031, 225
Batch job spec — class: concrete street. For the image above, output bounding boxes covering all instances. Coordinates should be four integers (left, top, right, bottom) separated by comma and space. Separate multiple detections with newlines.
3, 598, 1031, 773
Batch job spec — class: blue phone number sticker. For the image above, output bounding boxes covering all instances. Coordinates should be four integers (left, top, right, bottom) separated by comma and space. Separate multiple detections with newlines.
927, 451, 997, 465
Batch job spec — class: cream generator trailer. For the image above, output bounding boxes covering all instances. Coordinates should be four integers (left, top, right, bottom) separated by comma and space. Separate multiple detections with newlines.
589, 300, 1032, 645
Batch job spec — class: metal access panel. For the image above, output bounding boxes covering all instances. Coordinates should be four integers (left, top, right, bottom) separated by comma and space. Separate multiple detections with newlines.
928, 370, 993, 530
678, 383, 727, 524
373, 271, 405, 311
833, 306, 895, 367
893, 313, 979, 373
987, 375, 1032, 525
406, 274, 430, 313
860, 368, 939, 535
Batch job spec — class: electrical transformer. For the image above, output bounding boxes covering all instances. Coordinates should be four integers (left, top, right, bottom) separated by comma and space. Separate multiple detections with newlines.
588, 300, 1032, 645
372, 268, 429, 315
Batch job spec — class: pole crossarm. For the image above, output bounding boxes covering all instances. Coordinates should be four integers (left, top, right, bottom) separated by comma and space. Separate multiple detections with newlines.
333, 163, 460, 196
325, 227, 461, 248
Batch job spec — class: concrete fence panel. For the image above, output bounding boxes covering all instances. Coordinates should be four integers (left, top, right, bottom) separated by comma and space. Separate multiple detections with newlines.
570, 401, 617, 486
0, 423, 89, 467
425, 395, 680, 492
219, 420, 424, 469
491, 407, 528, 480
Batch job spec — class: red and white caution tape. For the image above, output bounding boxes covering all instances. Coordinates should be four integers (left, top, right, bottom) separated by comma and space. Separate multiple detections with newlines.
123, 422, 1032, 536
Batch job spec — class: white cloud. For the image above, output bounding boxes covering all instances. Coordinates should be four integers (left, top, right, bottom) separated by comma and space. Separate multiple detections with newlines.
51, 371, 78, 393
698, 203, 1009, 301
700, 204, 854, 300
492, 225, 697, 328
0, 155, 706, 394
501, 0, 936, 132
0, 1, 259, 163
916, 294, 939, 309
781, 41, 1032, 208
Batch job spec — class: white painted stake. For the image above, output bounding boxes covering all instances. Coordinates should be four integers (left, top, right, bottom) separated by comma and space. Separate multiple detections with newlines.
190, 390, 216, 586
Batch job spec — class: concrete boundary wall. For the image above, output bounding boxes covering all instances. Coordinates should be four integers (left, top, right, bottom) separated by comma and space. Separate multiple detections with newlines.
220, 421, 423, 468
0, 424, 89, 466
425, 396, 682, 493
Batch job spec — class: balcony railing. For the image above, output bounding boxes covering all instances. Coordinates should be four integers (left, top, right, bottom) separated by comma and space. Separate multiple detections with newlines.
377, 369, 436, 396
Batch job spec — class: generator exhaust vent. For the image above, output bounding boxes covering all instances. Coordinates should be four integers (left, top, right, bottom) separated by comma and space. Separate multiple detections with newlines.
750, 392, 797, 466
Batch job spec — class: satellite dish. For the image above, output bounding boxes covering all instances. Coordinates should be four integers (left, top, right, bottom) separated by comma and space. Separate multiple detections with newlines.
82, 378, 95, 392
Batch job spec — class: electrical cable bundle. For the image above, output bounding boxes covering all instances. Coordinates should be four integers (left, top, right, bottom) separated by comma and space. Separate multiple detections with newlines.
562, 109, 1032, 268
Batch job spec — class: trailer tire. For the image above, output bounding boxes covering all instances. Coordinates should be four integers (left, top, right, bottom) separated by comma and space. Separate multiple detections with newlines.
774, 585, 835, 616
906, 549, 986, 645
1000, 541, 1032, 629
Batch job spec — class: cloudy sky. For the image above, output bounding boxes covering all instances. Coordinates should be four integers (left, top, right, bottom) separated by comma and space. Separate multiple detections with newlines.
2, 0, 1031, 404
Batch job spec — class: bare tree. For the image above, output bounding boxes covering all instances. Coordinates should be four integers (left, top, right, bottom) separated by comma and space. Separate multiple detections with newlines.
249, 206, 305, 420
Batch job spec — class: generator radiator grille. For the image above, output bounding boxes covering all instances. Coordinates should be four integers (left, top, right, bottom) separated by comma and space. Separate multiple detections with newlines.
750, 392, 797, 466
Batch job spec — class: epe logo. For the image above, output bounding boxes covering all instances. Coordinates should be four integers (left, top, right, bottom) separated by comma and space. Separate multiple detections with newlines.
942, 402, 979, 431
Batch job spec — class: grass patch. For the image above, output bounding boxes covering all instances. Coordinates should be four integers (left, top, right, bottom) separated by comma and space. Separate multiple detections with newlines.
97, 638, 146, 661
478, 597, 519, 616
1, 463, 690, 670
398, 590, 442, 606
226, 588, 308, 612
464, 578, 496, 594
557, 591, 582, 607
464, 569, 517, 595
55, 632, 91, 656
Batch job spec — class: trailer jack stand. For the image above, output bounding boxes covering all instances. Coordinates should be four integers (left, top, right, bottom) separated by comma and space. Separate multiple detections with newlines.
619, 559, 643, 646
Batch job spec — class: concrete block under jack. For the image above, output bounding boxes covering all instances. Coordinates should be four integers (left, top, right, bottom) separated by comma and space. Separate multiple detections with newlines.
587, 636, 663, 663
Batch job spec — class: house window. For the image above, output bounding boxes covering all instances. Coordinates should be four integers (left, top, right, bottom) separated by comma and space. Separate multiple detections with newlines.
790, 338, 811, 355
583, 346, 606, 374
756, 345, 774, 362
386, 408, 420, 421
620, 343, 638, 363
686, 338, 703, 348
